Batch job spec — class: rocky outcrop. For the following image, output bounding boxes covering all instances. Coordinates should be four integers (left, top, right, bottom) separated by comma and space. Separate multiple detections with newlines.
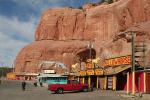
14, 40, 88, 73
35, 8, 86, 41
14, 0, 150, 73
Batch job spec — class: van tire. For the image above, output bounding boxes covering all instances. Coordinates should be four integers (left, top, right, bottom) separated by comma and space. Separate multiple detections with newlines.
56, 88, 63, 94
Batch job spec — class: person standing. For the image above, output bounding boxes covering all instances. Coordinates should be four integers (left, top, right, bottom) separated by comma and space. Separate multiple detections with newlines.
33, 81, 37, 87
33, 77, 37, 87
22, 81, 26, 91
40, 82, 43, 87
39, 78, 43, 87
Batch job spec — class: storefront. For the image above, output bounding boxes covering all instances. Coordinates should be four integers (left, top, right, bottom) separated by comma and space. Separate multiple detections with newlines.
75, 54, 150, 93
78, 60, 104, 89
77, 56, 131, 90
103, 55, 131, 91
15, 73, 38, 80
103, 55, 150, 93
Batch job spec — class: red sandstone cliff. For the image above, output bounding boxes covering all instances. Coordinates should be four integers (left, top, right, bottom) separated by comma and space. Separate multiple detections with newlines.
35, 8, 86, 40
14, 0, 150, 73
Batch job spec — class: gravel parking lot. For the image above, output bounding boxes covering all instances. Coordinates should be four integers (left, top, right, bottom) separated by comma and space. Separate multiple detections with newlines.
0, 80, 135, 100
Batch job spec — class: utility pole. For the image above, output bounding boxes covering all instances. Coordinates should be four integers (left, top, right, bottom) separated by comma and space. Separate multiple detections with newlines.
88, 41, 93, 60
143, 35, 146, 93
131, 32, 136, 95
132, 32, 147, 94
87, 41, 94, 90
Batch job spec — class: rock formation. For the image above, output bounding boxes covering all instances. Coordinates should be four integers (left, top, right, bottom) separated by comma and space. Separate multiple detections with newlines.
14, 0, 150, 74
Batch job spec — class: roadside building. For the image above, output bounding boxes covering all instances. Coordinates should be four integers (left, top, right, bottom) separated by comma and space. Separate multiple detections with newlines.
75, 22, 150, 94
76, 55, 150, 93
78, 59, 104, 90
6, 72, 16, 80
15, 73, 38, 80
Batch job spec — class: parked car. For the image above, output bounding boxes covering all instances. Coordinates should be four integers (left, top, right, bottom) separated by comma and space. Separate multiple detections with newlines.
48, 80, 89, 94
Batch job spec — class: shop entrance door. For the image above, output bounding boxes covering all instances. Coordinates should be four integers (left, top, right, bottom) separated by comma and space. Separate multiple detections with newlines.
116, 73, 127, 90
84, 76, 88, 84
107, 76, 113, 89
91, 76, 97, 89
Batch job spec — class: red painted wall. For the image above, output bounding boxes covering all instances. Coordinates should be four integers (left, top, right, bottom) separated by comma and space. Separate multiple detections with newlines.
139, 72, 144, 92
125, 72, 144, 92
146, 73, 150, 93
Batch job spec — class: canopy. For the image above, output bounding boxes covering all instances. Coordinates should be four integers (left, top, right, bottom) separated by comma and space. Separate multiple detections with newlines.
104, 65, 131, 75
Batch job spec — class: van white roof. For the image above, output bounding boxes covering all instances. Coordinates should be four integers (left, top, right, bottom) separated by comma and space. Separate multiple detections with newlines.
37, 73, 67, 78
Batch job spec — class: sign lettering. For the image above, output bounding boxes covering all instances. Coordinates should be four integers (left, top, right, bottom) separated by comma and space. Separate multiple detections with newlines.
87, 70, 94, 75
104, 56, 131, 67
80, 71, 86, 76
95, 69, 103, 75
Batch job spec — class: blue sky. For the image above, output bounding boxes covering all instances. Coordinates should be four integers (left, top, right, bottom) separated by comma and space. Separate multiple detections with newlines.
0, 0, 101, 67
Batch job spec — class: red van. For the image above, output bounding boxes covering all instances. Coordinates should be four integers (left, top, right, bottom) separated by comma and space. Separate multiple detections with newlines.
48, 80, 89, 94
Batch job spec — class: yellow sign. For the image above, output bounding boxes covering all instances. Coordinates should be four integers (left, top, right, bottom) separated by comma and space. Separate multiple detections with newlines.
80, 71, 86, 76
95, 69, 103, 75
104, 56, 131, 67
87, 70, 94, 75
6, 73, 16, 80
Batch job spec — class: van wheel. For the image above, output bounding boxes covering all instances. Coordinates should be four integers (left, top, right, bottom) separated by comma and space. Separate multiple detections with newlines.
56, 88, 63, 94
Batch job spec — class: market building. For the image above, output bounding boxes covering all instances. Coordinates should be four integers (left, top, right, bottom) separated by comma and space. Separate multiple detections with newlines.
76, 56, 131, 90
76, 52, 150, 94
74, 22, 150, 94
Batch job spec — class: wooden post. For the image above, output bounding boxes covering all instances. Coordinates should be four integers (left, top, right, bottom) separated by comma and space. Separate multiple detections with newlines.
77, 77, 80, 82
132, 71, 135, 95
96, 76, 99, 89
131, 33, 136, 95
82, 77, 85, 84
88, 76, 91, 88
127, 72, 130, 94
113, 75, 116, 91
143, 35, 146, 93
104, 76, 107, 90
144, 72, 146, 93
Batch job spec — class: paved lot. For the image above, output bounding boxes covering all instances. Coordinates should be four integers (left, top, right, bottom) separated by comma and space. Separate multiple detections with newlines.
0, 80, 140, 100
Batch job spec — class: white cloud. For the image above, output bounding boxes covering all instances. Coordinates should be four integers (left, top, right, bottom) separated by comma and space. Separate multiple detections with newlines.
0, 31, 28, 67
12, 0, 62, 12
0, 15, 36, 42
12, 0, 61, 6
11, 0, 103, 14
0, 15, 36, 67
